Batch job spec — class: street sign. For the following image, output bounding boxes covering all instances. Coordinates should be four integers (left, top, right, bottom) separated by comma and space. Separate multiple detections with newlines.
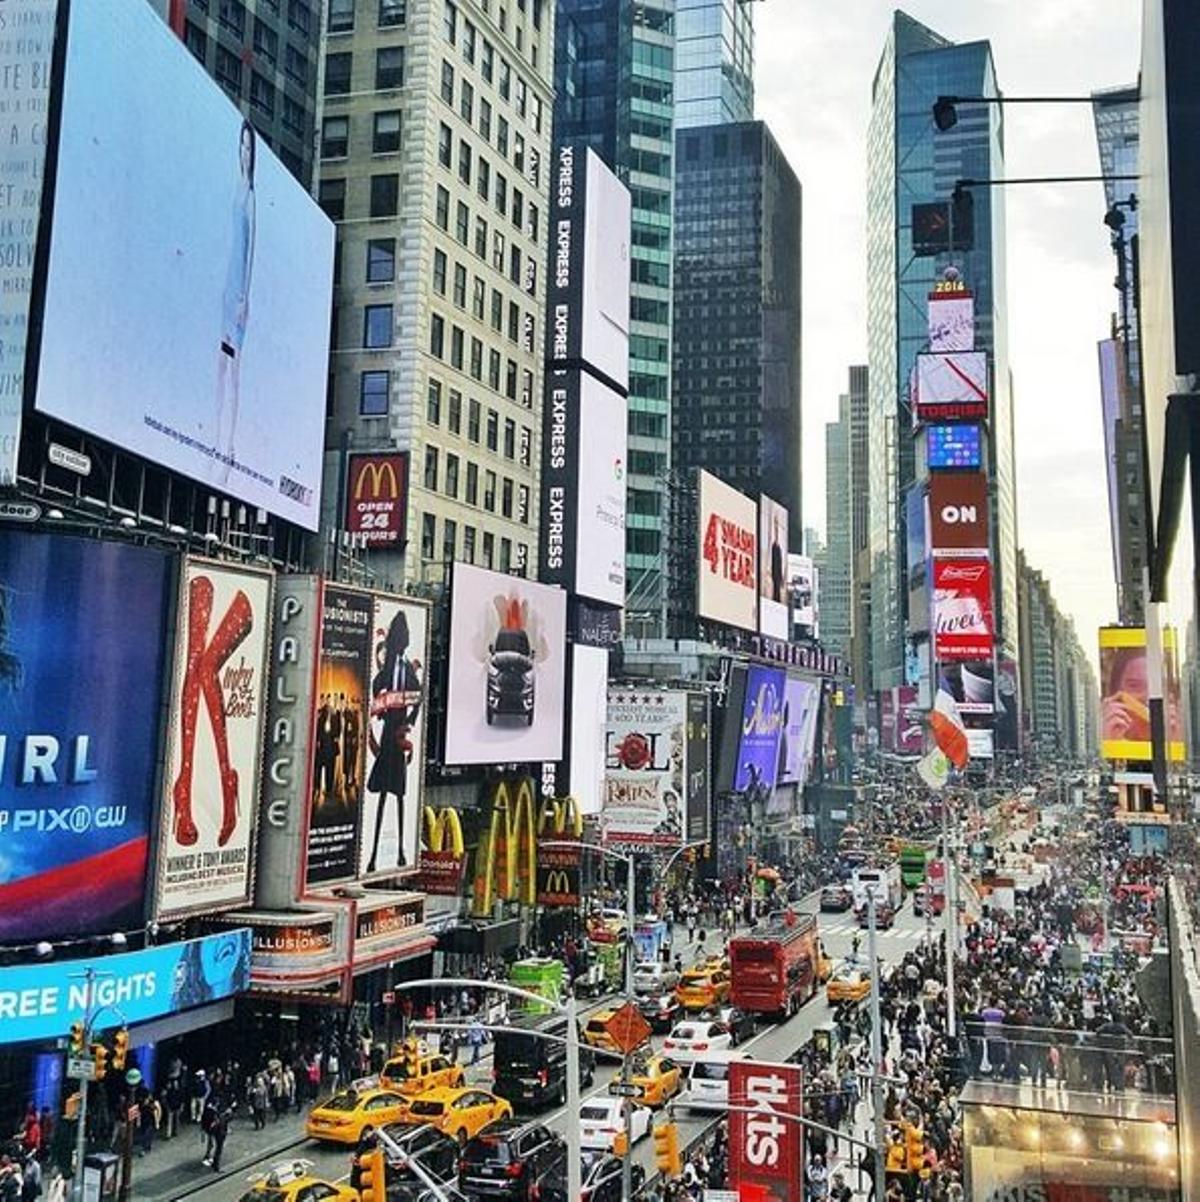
608, 1081, 642, 1098
603, 1002, 651, 1055
67, 1058, 95, 1082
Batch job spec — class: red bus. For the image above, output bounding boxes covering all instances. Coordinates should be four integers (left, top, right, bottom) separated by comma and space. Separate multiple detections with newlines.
729, 915, 820, 1018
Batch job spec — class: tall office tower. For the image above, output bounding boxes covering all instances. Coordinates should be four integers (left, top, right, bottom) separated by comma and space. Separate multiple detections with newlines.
1093, 86, 1147, 626
674, 0, 754, 129
846, 364, 873, 692
672, 121, 802, 541
156, 0, 323, 186
866, 12, 1017, 690
554, 0, 674, 634
823, 396, 853, 660
319, 0, 555, 589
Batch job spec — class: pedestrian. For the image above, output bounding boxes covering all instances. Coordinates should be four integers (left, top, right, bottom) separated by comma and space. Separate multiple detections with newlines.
138, 1092, 158, 1157
325, 1048, 340, 1091
0, 1159, 22, 1202
250, 1074, 268, 1130
190, 1070, 210, 1129
468, 1017, 486, 1065
208, 1102, 231, 1174
200, 1101, 217, 1165
19, 1156, 40, 1202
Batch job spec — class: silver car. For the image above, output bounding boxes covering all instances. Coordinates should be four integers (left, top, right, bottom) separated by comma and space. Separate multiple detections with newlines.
632, 961, 679, 996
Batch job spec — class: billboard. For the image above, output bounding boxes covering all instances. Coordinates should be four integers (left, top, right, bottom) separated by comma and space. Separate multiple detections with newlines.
566, 644, 609, 815
728, 1061, 804, 1202
698, 471, 758, 632
602, 689, 690, 848
733, 667, 787, 795
929, 472, 990, 555
927, 423, 983, 470
777, 676, 821, 786
0, 533, 170, 940
915, 351, 989, 421
445, 564, 566, 765
32, 0, 334, 528
940, 659, 995, 715
156, 559, 272, 920
966, 727, 994, 760
0, 0, 55, 485
933, 558, 994, 661
896, 685, 924, 754
758, 495, 790, 639
788, 554, 818, 639
345, 453, 409, 547
685, 692, 711, 843
904, 486, 928, 587
927, 289, 975, 352
995, 655, 1020, 752
1099, 626, 1185, 762
0, 928, 251, 1046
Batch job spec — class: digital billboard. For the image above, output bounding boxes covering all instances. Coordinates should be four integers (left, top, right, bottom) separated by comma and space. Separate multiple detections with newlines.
939, 659, 995, 715
915, 351, 989, 421
345, 453, 409, 547
777, 676, 821, 786
758, 495, 790, 639
733, 667, 786, 795
1098, 626, 1185, 762
933, 558, 994, 662
157, 559, 272, 920
929, 471, 990, 555
685, 692, 711, 843
927, 423, 983, 470
32, 0, 334, 528
788, 554, 819, 639
0, 533, 171, 940
697, 471, 758, 632
896, 685, 924, 754
927, 290, 975, 353
904, 486, 927, 588
445, 564, 566, 765
566, 644, 609, 815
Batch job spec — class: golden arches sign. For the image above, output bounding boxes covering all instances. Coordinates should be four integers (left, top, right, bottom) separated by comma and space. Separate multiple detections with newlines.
422, 805, 464, 855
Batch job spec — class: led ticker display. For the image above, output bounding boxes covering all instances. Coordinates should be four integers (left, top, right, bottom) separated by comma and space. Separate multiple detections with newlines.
927, 424, 983, 470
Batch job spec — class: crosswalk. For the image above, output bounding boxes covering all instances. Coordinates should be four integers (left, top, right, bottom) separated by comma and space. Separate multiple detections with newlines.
819, 916, 931, 941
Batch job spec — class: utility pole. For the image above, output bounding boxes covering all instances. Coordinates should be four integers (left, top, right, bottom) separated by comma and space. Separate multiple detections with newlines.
866, 884, 886, 1195
622, 852, 636, 1202
942, 799, 957, 1039
71, 968, 96, 1202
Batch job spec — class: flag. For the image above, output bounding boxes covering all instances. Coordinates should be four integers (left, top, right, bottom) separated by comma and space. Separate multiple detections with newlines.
929, 688, 969, 769
917, 747, 950, 791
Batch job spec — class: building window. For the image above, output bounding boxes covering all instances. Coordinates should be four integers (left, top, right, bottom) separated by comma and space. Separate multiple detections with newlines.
453, 263, 467, 308
440, 60, 455, 105
463, 525, 476, 563
379, 0, 406, 27
321, 116, 348, 158
494, 173, 507, 217
492, 230, 505, 271
424, 445, 439, 490
482, 531, 494, 569
360, 370, 390, 416
514, 133, 524, 173
518, 424, 531, 466
497, 116, 508, 157
501, 478, 513, 519
449, 390, 462, 433
505, 359, 517, 401
325, 52, 352, 96
479, 99, 492, 142
511, 188, 523, 231
216, 45, 242, 95
499, 537, 511, 573
219, 0, 246, 39
363, 304, 393, 348
521, 368, 533, 409
446, 454, 460, 498
515, 78, 527, 119
458, 140, 472, 186
282, 96, 305, 137
421, 513, 436, 561
183, 20, 208, 64
508, 244, 521, 285
470, 337, 483, 380
438, 122, 452, 167
450, 325, 464, 369
455, 201, 470, 245
477, 157, 491, 202
484, 469, 496, 512
443, 518, 457, 562
488, 349, 501, 389
435, 185, 450, 230
373, 110, 401, 153
481, 39, 494, 83
472, 277, 485, 320
427, 379, 442, 424
370, 174, 399, 217
527, 203, 539, 242
432, 249, 447, 295
490, 292, 503, 332
327, 0, 354, 32
288, 0, 312, 36
532, 95, 543, 134
318, 178, 345, 221
486, 409, 498, 452
376, 45, 404, 89
474, 216, 488, 259
285, 43, 308, 86
430, 314, 445, 359
463, 20, 477, 64
443, 0, 458, 44
252, 18, 276, 63
466, 461, 479, 504
468, 399, 481, 443
461, 80, 474, 123
503, 417, 515, 460
499, 60, 510, 102
517, 483, 529, 524
250, 72, 275, 116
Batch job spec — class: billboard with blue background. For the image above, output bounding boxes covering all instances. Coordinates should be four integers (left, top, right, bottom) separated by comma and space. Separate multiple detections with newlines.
0, 533, 172, 940
733, 666, 787, 794
0, 929, 251, 1045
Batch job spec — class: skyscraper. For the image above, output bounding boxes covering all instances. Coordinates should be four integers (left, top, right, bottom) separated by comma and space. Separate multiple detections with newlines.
866, 12, 1017, 691
823, 395, 852, 661
554, 0, 675, 632
674, 0, 754, 129
845, 364, 872, 692
672, 121, 802, 541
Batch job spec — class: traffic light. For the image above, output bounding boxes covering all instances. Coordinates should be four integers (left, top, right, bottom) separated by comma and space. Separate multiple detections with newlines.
358, 1147, 386, 1202
69, 1021, 86, 1056
611, 1130, 628, 1158
112, 1029, 129, 1073
652, 1122, 681, 1178
91, 1042, 109, 1081
904, 1121, 925, 1172
63, 1092, 81, 1122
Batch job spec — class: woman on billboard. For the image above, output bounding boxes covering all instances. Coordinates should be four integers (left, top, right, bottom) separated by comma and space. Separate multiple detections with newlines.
215, 120, 257, 484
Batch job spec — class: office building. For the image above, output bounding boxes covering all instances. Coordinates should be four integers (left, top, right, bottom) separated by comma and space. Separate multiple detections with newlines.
554, 0, 674, 633
156, 0, 323, 186
672, 121, 802, 541
823, 397, 852, 661
319, 0, 555, 589
674, 0, 754, 129
866, 12, 1018, 690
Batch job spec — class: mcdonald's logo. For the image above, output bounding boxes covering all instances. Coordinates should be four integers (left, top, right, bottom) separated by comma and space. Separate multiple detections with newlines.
537, 867, 579, 907
354, 458, 400, 500
538, 795, 583, 838
472, 777, 538, 916
422, 805, 465, 855
346, 453, 409, 546
415, 806, 466, 896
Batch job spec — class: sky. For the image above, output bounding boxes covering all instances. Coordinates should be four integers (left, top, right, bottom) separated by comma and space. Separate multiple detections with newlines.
753, 0, 1150, 655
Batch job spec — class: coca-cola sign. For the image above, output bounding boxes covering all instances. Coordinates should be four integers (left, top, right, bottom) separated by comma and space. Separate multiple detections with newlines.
728, 1061, 804, 1202
933, 557, 994, 661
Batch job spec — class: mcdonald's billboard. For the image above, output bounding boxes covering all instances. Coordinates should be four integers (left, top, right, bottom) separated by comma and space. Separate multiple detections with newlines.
345, 453, 409, 547
536, 796, 583, 907
472, 776, 539, 916
414, 806, 466, 896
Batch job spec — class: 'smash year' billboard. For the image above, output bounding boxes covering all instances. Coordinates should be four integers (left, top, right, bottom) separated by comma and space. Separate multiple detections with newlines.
698, 471, 758, 632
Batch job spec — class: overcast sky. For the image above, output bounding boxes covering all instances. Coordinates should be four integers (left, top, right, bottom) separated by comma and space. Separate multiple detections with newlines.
753, 0, 1159, 653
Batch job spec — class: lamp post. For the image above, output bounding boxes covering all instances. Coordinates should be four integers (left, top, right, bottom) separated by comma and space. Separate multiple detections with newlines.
932, 93, 1122, 133
865, 884, 886, 1198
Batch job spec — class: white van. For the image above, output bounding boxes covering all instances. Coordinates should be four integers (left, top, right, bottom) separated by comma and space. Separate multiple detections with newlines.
680, 1051, 752, 1111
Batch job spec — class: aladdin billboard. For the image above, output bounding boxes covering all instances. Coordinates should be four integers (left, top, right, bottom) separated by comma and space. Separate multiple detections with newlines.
697, 470, 758, 633
733, 667, 787, 795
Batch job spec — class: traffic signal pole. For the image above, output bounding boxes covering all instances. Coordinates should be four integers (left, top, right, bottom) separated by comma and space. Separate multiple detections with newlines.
866, 885, 886, 1197
71, 967, 96, 1202
622, 853, 635, 1202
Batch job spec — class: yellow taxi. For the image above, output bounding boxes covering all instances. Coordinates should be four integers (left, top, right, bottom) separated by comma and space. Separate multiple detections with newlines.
402, 1086, 513, 1144
620, 1054, 682, 1107
304, 1086, 409, 1145
826, 965, 872, 1004
582, 1008, 635, 1054
379, 1048, 464, 1096
237, 1159, 358, 1202
675, 966, 730, 1011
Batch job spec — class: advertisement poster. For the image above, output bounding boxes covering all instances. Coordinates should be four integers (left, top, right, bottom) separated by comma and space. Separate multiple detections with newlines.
905, 486, 927, 586
33, 0, 333, 528
360, 595, 429, 877
939, 659, 995, 715
603, 689, 687, 848
0, 929, 251, 1046
777, 677, 820, 786
697, 471, 758, 632
728, 1061, 804, 1202
994, 656, 1020, 752
444, 564, 566, 765
307, 587, 371, 884
896, 685, 924, 754
880, 689, 896, 752
574, 376, 627, 606
685, 692, 711, 843
1098, 626, 1184, 762
927, 291, 974, 353
758, 495, 790, 639
788, 554, 819, 639
0, 0, 55, 485
0, 533, 170, 940
346, 453, 409, 547
927, 423, 983, 470
915, 351, 988, 421
567, 644, 609, 816
733, 667, 786, 794
929, 471, 990, 555
157, 559, 272, 920
933, 558, 994, 661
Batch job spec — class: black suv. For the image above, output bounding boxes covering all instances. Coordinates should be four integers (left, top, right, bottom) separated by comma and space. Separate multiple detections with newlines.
580, 1153, 647, 1202
459, 1120, 566, 1201
351, 1124, 458, 1198
486, 628, 535, 725
493, 1011, 595, 1110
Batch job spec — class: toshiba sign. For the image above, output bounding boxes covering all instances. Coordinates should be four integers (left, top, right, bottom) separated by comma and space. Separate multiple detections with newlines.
697, 470, 758, 632
728, 1061, 803, 1202
928, 471, 989, 555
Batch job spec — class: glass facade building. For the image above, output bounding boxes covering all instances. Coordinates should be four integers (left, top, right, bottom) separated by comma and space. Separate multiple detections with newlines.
674, 0, 754, 129
866, 12, 1017, 690
554, 0, 675, 632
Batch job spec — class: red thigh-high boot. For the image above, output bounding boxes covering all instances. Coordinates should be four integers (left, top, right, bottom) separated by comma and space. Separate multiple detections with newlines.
171, 576, 214, 847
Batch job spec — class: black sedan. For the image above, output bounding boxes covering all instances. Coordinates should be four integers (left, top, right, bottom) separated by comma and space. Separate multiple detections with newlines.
820, 885, 853, 912
637, 991, 681, 1034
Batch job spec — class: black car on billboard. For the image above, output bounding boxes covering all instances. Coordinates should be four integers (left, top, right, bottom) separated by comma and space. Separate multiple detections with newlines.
486, 628, 536, 725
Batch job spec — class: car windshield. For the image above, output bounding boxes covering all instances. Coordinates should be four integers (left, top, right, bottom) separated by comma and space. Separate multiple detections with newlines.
585, 1019, 607, 1032
681, 972, 709, 985
322, 1092, 361, 1111
463, 1138, 511, 1164
673, 1025, 700, 1039
494, 1032, 547, 1072
409, 1100, 446, 1117
691, 1062, 729, 1081
383, 1060, 413, 1080
493, 631, 531, 656
580, 1104, 614, 1122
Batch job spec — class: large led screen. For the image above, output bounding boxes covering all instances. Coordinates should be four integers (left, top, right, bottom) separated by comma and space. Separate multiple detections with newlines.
927, 423, 982, 470
758, 495, 790, 639
1098, 626, 1184, 762
445, 564, 566, 765
698, 471, 758, 632
0, 533, 171, 940
915, 351, 988, 420
32, 0, 334, 529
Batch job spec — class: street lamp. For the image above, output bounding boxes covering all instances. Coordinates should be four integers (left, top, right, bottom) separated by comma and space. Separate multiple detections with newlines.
932, 93, 1112, 133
